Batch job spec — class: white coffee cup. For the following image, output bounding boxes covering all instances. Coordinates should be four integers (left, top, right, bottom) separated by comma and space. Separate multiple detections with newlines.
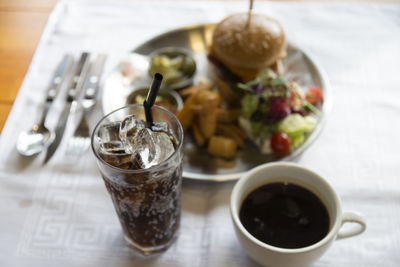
230, 162, 366, 267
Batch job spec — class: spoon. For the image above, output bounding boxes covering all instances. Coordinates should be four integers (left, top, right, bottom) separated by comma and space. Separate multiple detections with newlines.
16, 55, 74, 156
17, 102, 55, 156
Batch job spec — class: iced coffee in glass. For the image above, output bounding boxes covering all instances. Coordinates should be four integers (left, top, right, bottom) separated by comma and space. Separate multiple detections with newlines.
91, 104, 183, 255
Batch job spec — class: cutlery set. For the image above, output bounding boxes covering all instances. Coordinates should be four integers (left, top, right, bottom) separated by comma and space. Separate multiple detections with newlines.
17, 52, 107, 163
65, 54, 107, 157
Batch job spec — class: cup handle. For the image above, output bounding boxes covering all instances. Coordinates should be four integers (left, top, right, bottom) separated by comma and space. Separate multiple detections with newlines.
337, 211, 366, 239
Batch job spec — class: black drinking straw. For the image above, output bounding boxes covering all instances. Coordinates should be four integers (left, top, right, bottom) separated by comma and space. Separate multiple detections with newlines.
144, 73, 163, 125
246, 0, 254, 27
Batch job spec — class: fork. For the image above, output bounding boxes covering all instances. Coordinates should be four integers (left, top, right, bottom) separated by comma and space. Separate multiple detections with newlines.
66, 54, 106, 156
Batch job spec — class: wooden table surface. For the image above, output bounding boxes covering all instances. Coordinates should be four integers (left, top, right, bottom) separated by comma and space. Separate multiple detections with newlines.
0, 0, 397, 133
0, 0, 56, 132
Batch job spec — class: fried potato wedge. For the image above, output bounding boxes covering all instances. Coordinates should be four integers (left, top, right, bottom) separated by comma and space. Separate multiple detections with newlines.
217, 108, 240, 123
189, 104, 204, 114
207, 136, 237, 159
215, 78, 240, 104
176, 91, 199, 131
226, 124, 247, 139
179, 80, 248, 159
179, 83, 213, 98
216, 124, 245, 148
192, 122, 206, 147
197, 90, 220, 138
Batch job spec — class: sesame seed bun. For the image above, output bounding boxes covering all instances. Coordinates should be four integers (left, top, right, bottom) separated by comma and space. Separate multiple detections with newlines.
211, 13, 286, 79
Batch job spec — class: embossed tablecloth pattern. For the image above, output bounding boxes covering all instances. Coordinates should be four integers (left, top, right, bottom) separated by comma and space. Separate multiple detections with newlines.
0, 1, 400, 266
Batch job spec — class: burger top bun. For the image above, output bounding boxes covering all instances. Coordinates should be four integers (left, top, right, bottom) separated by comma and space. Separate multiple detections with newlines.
211, 13, 286, 71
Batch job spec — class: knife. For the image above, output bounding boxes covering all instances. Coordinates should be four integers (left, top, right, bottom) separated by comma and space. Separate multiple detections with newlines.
71, 54, 107, 136
43, 52, 91, 164
81, 54, 107, 106
45, 54, 75, 104
77, 53, 107, 118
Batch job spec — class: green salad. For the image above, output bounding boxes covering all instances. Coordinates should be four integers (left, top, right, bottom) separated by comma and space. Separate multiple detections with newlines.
237, 69, 323, 157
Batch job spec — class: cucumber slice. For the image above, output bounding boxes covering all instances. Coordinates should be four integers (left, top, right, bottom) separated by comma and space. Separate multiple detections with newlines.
278, 114, 316, 138
291, 133, 305, 150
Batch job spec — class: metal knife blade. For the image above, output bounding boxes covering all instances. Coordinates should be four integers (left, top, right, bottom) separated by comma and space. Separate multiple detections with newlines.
79, 54, 107, 113
45, 54, 74, 103
83, 54, 107, 100
66, 52, 91, 103
43, 52, 91, 164
43, 103, 71, 164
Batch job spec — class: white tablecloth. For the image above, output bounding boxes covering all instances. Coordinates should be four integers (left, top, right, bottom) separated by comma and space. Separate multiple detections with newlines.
1, 0, 400, 266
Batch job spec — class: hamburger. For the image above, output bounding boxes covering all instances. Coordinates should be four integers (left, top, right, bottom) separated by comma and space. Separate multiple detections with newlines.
209, 12, 286, 82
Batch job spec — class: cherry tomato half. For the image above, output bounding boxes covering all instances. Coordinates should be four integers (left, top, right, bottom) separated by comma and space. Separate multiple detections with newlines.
306, 87, 323, 106
270, 131, 291, 157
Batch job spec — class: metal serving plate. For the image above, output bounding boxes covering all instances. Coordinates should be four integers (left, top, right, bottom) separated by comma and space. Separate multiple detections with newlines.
102, 24, 331, 181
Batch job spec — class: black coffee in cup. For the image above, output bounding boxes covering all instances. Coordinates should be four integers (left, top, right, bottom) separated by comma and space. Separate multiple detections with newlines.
239, 182, 330, 249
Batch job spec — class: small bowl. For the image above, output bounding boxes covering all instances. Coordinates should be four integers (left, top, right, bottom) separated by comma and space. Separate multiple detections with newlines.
126, 87, 183, 114
148, 47, 196, 90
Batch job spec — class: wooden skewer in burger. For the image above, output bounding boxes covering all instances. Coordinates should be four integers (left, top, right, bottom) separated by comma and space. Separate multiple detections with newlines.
209, 0, 286, 83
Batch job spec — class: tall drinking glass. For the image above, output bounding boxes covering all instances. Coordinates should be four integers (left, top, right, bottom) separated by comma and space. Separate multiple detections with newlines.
91, 104, 183, 255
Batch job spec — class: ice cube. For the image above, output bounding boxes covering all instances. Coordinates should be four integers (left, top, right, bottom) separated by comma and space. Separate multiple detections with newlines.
100, 140, 125, 153
119, 115, 146, 153
131, 128, 175, 169
103, 115, 177, 169
98, 141, 132, 169
152, 131, 175, 164
151, 121, 171, 134
98, 121, 121, 142
130, 128, 157, 169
